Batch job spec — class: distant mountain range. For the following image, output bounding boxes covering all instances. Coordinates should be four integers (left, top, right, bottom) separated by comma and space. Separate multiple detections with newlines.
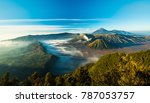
92, 28, 137, 35
9, 28, 149, 50
69, 28, 147, 49
11, 33, 79, 41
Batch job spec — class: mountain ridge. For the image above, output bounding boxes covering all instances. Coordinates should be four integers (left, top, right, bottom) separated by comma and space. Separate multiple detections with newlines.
10, 33, 79, 41
92, 28, 137, 35
69, 33, 145, 49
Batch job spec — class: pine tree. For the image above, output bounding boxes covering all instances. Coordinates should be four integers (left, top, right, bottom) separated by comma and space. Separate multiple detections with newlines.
44, 72, 53, 86
0, 72, 10, 86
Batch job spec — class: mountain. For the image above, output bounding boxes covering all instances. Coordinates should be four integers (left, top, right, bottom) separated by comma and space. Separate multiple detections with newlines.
111, 30, 136, 35
0, 41, 58, 79
93, 34, 145, 44
92, 28, 111, 34
69, 33, 145, 49
11, 33, 79, 41
93, 28, 136, 35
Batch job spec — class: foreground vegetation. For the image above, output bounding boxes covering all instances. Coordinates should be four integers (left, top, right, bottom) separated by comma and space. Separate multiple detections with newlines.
0, 49, 150, 86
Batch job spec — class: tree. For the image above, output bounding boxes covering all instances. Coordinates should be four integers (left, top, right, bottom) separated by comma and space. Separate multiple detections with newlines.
44, 72, 53, 86
55, 76, 64, 86
27, 72, 42, 86
0, 72, 10, 86
10, 76, 19, 86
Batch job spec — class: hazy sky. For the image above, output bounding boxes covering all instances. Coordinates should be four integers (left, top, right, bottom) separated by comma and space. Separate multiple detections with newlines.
0, 0, 150, 40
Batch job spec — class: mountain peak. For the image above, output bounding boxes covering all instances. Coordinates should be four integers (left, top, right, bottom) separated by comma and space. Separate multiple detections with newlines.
96, 28, 108, 32
98, 28, 107, 31
93, 28, 109, 34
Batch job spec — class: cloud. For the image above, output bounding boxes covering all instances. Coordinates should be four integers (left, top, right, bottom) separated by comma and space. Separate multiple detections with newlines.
0, 24, 98, 41
0, 18, 108, 40
0, 18, 109, 22
0, 25, 62, 30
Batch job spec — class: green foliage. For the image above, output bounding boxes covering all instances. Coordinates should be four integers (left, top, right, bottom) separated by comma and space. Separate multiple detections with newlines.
0, 72, 10, 86
0, 50, 149, 86
89, 50, 150, 86
0, 72, 20, 86
24, 72, 43, 86
89, 53, 125, 85
44, 72, 54, 86
61, 63, 94, 86
57, 50, 150, 86
55, 76, 64, 86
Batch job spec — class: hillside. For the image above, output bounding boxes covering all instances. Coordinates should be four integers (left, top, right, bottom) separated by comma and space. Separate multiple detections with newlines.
56, 49, 150, 86
0, 41, 58, 79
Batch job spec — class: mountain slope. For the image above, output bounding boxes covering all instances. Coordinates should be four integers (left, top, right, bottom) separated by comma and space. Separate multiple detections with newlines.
56, 49, 150, 86
88, 39, 109, 49
0, 41, 58, 79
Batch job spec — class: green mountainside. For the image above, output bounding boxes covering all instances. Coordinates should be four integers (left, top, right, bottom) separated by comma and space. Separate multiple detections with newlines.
0, 49, 149, 86
57, 49, 150, 86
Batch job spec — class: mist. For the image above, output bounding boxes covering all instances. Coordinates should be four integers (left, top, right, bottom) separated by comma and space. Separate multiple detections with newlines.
0, 41, 32, 64
41, 39, 99, 75
0, 38, 100, 76
0, 41, 31, 54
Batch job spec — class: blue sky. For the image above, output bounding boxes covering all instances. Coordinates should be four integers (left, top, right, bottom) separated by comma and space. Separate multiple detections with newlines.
0, 0, 132, 19
0, 0, 150, 40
